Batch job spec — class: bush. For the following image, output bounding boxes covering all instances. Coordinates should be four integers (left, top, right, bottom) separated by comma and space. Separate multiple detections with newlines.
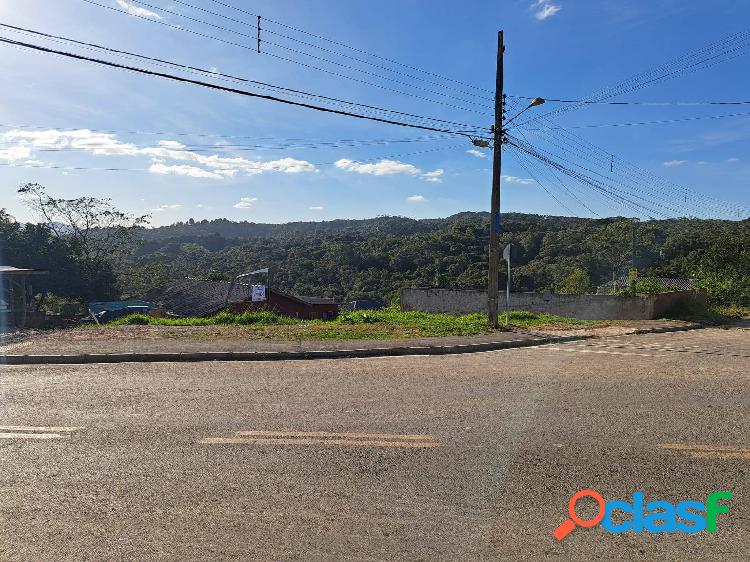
555, 268, 591, 295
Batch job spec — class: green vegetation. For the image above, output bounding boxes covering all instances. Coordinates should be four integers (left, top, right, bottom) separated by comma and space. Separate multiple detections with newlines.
105, 307, 595, 339
615, 277, 670, 297
4, 185, 748, 312
555, 268, 591, 295
504, 310, 590, 328
119, 212, 748, 308
109, 310, 296, 327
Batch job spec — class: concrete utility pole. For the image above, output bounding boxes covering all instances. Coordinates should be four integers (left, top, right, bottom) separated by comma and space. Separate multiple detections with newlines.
487, 30, 504, 328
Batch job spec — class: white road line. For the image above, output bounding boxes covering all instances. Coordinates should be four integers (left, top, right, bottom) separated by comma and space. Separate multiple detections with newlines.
0, 426, 84, 432
200, 437, 441, 448
236, 430, 435, 440
0, 432, 65, 439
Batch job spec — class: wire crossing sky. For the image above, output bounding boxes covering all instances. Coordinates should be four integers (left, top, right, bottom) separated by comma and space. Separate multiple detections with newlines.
0, 0, 748, 224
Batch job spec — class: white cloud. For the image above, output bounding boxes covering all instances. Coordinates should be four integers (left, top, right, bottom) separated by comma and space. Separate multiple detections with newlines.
233, 197, 257, 209
309, 205, 325, 211
532, 0, 561, 20
421, 169, 444, 183
0, 128, 318, 179
502, 175, 535, 185
335, 158, 420, 176
150, 204, 182, 213
150, 163, 224, 179
726, 157, 740, 163
0, 145, 32, 161
466, 149, 487, 158
115, 0, 162, 19
335, 158, 445, 183
407, 195, 427, 202
662, 159, 688, 167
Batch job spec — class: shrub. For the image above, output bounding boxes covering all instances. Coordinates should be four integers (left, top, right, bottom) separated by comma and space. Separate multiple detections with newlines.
555, 268, 591, 295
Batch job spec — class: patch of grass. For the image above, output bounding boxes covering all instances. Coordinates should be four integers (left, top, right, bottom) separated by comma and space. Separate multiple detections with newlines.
104, 307, 593, 338
335, 307, 491, 336
505, 310, 591, 328
663, 299, 750, 323
110, 311, 297, 327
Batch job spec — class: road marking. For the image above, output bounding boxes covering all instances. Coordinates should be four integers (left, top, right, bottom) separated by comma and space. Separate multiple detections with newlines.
0, 426, 84, 432
659, 443, 750, 461
201, 430, 440, 448
537, 346, 665, 357
235, 430, 435, 441
201, 437, 440, 448
0, 432, 65, 439
0, 426, 84, 439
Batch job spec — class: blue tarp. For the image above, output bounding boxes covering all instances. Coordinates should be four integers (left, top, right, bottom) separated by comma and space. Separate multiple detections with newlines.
88, 300, 153, 314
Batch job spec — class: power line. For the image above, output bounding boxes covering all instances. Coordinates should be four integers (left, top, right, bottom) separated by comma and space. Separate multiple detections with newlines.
0, 22, 489, 133
79, 0, 492, 115
165, 0, 494, 103
508, 94, 750, 106
0, 122, 461, 146
0, 35, 484, 138
523, 110, 750, 131
204, 0, 495, 95
518, 27, 750, 127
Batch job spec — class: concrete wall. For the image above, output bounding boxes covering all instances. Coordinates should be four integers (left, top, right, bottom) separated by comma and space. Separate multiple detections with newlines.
400, 288, 706, 320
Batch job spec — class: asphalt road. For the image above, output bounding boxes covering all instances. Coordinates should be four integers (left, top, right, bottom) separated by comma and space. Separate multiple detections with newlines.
0, 327, 748, 561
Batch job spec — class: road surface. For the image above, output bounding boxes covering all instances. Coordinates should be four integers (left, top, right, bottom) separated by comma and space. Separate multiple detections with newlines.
1, 327, 748, 560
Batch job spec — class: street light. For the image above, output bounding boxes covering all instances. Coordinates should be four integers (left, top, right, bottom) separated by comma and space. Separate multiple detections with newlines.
503, 97, 545, 129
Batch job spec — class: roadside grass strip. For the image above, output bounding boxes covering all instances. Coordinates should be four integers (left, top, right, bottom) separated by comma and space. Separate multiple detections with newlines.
659, 443, 750, 461
0, 426, 84, 439
200, 429, 441, 448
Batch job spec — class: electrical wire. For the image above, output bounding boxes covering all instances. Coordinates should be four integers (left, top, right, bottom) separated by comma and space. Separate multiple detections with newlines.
0, 35, 483, 138
204, 0, 495, 95
163, 0, 495, 103
0, 22, 489, 133
79, 0, 493, 115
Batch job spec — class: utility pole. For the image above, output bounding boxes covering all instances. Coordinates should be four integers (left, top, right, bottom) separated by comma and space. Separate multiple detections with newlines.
487, 30, 504, 328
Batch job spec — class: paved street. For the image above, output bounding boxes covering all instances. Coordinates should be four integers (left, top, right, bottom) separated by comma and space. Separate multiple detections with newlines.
0, 326, 748, 561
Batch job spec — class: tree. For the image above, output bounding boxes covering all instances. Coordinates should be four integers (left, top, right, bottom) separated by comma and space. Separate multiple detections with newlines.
555, 268, 591, 295
17, 183, 149, 300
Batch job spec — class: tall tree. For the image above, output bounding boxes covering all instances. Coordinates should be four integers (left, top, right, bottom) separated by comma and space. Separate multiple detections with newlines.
17, 183, 149, 300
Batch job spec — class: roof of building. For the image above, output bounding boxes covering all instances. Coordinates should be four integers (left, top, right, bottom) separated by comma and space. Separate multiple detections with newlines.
141, 278, 253, 317
294, 295, 339, 306
0, 266, 48, 275
142, 278, 338, 317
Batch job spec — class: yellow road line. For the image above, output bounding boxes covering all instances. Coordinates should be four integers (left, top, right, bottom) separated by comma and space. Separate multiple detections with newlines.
0, 432, 66, 439
234, 430, 435, 441
0, 426, 84, 432
659, 443, 750, 461
660, 443, 750, 452
688, 451, 750, 460
200, 437, 441, 448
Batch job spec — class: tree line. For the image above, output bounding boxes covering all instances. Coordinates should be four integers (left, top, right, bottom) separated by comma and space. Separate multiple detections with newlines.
3, 184, 749, 308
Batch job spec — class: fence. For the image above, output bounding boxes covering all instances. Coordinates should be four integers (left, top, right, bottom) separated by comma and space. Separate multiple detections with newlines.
401, 288, 706, 320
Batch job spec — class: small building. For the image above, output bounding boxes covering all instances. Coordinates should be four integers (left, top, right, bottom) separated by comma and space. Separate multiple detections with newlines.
230, 290, 339, 320
141, 278, 252, 318
142, 278, 339, 320
0, 266, 47, 330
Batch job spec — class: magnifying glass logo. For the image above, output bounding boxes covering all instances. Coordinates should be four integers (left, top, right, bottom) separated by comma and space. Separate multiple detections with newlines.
553, 489, 606, 541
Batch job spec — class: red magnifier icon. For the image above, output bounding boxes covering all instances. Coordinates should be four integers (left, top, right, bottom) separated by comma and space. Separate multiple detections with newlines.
553, 489, 606, 541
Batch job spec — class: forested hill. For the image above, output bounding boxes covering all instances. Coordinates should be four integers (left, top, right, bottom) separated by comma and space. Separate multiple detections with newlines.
137, 212, 593, 241
123, 213, 749, 306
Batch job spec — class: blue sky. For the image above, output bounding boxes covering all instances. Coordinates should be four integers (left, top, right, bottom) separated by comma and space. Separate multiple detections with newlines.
0, 0, 748, 225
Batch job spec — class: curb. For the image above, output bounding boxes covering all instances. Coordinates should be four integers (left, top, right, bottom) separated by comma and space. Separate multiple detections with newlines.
631, 323, 703, 335
1, 335, 590, 365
